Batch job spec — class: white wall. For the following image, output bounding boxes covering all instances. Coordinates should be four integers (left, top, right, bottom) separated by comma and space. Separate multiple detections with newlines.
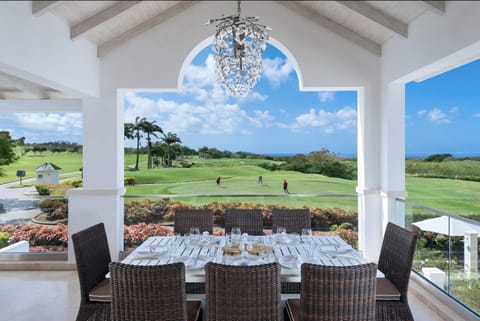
382, 1, 480, 84
100, 1, 380, 94
0, 1, 99, 98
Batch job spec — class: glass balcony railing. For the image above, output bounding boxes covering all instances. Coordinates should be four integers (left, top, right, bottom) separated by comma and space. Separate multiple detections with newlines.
0, 196, 67, 260
398, 198, 480, 317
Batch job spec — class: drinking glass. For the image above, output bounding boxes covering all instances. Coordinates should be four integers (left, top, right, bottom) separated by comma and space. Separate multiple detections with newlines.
301, 228, 312, 242
189, 227, 200, 245
231, 227, 241, 245
276, 227, 286, 234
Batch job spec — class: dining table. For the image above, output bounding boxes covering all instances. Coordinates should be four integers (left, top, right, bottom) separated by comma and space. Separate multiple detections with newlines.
120, 233, 384, 282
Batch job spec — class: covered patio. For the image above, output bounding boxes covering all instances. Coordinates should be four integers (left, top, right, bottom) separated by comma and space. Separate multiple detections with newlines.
1, 1, 480, 320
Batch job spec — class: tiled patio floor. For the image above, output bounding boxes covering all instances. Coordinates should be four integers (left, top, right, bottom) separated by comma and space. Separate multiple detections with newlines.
0, 270, 440, 321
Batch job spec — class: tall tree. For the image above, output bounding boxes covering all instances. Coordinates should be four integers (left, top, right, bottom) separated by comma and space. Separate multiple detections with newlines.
0, 131, 16, 169
161, 132, 182, 167
141, 120, 163, 169
124, 116, 147, 170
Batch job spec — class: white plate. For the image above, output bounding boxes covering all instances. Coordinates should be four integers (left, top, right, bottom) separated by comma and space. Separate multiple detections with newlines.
173, 255, 210, 270
133, 251, 163, 260
275, 234, 298, 245
279, 255, 317, 270
224, 255, 264, 266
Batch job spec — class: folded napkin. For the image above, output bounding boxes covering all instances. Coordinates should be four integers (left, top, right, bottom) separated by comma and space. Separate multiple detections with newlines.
294, 256, 303, 270
240, 251, 249, 265
319, 244, 353, 253
184, 254, 199, 268
134, 251, 162, 260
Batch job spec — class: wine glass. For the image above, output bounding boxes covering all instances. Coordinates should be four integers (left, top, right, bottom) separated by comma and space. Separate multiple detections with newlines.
301, 228, 312, 242
231, 227, 241, 246
189, 227, 200, 245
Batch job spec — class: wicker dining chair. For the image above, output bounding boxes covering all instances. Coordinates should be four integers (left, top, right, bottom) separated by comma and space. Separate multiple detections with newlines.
174, 208, 214, 235
375, 222, 418, 321
272, 208, 311, 234
285, 263, 377, 321
205, 262, 282, 321
109, 262, 202, 321
225, 208, 264, 235
71, 223, 111, 321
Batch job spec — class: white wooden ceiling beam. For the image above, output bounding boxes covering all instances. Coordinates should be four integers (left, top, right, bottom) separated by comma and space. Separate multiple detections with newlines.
71, 1, 142, 41
32, 1, 60, 16
337, 1, 408, 38
0, 99, 82, 113
279, 1, 381, 56
98, 1, 198, 57
423, 1, 446, 15
0, 74, 49, 99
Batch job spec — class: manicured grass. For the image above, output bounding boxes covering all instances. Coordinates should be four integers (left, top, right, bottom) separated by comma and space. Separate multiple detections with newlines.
3, 153, 480, 214
126, 167, 358, 209
405, 176, 480, 215
0, 153, 82, 184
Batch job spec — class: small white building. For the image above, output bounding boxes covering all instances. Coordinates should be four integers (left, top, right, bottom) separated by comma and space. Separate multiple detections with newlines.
35, 163, 61, 184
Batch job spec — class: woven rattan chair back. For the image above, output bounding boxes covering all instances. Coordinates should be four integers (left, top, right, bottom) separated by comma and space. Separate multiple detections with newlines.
174, 208, 214, 235
110, 262, 188, 321
225, 208, 264, 235
71, 223, 111, 321
300, 263, 377, 321
272, 208, 311, 234
378, 222, 417, 302
205, 262, 282, 321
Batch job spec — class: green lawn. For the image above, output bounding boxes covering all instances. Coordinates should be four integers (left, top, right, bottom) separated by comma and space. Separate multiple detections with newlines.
126, 166, 358, 209
3, 153, 480, 214
405, 176, 480, 215
0, 153, 83, 184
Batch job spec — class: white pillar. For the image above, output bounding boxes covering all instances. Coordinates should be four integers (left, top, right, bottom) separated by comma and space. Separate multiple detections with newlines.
357, 86, 383, 262
67, 94, 125, 262
464, 232, 478, 276
380, 82, 407, 228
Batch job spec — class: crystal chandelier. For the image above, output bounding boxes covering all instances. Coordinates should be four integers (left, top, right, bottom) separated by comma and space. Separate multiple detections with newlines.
207, 1, 271, 96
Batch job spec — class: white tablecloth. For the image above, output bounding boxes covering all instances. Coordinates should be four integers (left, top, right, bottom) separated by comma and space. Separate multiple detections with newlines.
121, 235, 382, 282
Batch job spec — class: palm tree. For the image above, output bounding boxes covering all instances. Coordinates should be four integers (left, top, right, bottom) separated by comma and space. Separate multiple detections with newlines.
161, 132, 182, 167
141, 120, 163, 169
124, 116, 147, 170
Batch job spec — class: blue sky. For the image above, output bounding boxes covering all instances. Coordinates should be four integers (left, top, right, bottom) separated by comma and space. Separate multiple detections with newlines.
2, 43, 480, 157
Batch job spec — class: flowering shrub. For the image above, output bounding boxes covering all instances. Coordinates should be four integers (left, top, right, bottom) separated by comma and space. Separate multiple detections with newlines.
335, 228, 358, 248
124, 199, 358, 231
124, 223, 172, 247
0, 224, 68, 247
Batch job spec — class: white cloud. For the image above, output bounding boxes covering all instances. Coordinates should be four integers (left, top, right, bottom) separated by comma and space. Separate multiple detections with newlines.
182, 54, 267, 105
262, 57, 294, 87
417, 109, 427, 118
15, 113, 82, 136
417, 107, 455, 124
125, 92, 263, 136
281, 106, 357, 134
248, 110, 275, 128
318, 91, 335, 102
428, 108, 450, 124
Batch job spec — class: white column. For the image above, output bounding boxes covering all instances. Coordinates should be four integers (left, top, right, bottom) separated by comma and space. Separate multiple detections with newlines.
380, 82, 407, 228
464, 232, 478, 276
357, 87, 383, 262
67, 94, 125, 262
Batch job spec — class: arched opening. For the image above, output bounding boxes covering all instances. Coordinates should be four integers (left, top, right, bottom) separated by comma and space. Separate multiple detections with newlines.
122, 39, 359, 249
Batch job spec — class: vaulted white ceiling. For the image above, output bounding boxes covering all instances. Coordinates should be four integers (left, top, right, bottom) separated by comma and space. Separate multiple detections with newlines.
2, 0, 446, 100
